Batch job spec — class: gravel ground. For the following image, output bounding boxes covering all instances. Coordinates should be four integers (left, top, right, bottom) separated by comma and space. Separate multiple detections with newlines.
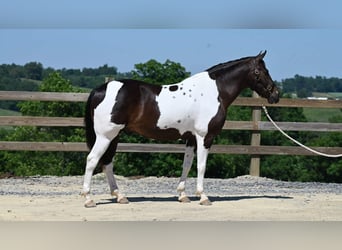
1, 174, 342, 221
1, 174, 341, 197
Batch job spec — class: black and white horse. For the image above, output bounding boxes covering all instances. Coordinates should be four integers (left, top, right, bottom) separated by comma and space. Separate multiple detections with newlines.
82, 51, 279, 207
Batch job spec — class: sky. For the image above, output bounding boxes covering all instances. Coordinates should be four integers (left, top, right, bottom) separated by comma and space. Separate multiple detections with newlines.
1, 0, 342, 82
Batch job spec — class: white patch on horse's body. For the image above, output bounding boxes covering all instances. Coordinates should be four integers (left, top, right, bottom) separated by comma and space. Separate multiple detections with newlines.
156, 72, 220, 136
93, 81, 125, 138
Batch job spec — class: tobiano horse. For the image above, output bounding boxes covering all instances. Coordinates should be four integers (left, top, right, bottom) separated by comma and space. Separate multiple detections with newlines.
82, 51, 279, 207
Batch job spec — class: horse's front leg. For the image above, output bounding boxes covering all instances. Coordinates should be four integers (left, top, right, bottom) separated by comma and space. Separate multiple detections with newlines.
177, 145, 195, 203
195, 135, 212, 206
103, 163, 129, 204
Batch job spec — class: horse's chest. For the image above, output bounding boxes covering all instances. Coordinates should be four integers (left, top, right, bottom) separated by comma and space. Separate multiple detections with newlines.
155, 76, 220, 135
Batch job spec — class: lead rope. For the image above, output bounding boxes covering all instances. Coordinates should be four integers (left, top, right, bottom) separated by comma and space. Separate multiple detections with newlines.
262, 105, 342, 158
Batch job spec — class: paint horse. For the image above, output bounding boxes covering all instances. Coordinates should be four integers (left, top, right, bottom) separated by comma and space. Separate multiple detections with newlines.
82, 51, 279, 207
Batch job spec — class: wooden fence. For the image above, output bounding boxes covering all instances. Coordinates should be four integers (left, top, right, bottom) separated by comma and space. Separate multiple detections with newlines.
0, 90, 342, 176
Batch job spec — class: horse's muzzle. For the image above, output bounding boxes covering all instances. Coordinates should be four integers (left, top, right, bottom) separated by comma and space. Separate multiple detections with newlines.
268, 89, 280, 104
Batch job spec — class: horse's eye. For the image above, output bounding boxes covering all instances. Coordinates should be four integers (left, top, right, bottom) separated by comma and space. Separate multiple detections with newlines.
254, 69, 260, 81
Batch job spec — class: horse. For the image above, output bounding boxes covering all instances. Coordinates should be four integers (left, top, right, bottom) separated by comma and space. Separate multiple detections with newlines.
81, 51, 279, 207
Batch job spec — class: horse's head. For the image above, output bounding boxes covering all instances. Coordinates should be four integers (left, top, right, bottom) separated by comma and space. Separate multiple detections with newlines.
248, 51, 279, 104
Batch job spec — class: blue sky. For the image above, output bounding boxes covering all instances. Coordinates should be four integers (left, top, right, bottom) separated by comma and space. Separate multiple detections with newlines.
1, 1, 342, 81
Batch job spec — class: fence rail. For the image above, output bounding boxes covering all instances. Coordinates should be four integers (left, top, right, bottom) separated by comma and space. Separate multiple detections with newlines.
1, 90, 341, 108
1, 116, 342, 132
1, 91, 342, 176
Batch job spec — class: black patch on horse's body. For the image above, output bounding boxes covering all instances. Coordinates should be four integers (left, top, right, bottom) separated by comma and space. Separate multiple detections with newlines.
110, 79, 161, 125
204, 104, 226, 148
169, 85, 178, 91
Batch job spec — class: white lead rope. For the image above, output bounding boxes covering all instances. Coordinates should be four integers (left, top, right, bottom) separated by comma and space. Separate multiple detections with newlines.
262, 105, 342, 158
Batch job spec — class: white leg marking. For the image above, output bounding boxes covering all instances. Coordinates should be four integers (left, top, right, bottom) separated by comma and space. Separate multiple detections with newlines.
112, 190, 129, 204
82, 136, 114, 208
83, 137, 112, 192
195, 134, 212, 205
177, 145, 195, 203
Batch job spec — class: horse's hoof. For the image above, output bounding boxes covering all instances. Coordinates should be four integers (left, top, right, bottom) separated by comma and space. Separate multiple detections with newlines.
179, 196, 191, 203
118, 197, 129, 204
199, 199, 212, 206
84, 199, 97, 208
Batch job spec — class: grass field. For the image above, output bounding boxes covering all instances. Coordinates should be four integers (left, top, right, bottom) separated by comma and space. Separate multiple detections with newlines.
312, 92, 342, 99
0, 108, 21, 116
328, 92, 342, 99
304, 92, 341, 122
303, 108, 341, 122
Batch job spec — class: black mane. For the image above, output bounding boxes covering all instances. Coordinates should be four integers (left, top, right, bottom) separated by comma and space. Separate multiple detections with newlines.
206, 56, 254, 80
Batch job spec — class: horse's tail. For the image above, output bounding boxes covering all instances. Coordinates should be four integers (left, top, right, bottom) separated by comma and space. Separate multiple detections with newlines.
85, 84, 108, 151
84, 89, 97, 150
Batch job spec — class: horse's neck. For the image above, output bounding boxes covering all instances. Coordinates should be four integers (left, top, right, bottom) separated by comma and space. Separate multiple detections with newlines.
215, 75, 248, 110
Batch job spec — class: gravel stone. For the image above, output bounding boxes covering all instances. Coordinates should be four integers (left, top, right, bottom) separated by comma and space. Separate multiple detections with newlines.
1, 174, 341, 197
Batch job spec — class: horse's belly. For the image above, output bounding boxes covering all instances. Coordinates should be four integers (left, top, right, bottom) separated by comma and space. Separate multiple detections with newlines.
156, 98, 219, 136
156, 109, 195, 135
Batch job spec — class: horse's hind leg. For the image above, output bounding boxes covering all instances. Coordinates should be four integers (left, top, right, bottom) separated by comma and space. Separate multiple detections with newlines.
103, 163, 128, 204
177, 143, 195, 203
82, 124, 124, 208
82, 135, 113, 207
101, 138, 129, 204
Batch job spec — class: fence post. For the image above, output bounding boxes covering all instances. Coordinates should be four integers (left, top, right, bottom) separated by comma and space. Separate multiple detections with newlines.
249, 92, 261, 176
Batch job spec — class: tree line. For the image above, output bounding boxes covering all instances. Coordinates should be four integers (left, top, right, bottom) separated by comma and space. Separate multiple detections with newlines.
0, 60, 341, 182
2, 61, 342, 94
281, 74, 342, 98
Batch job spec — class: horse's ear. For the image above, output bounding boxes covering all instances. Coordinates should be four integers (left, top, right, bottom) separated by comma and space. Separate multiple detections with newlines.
257, 50, 267, 60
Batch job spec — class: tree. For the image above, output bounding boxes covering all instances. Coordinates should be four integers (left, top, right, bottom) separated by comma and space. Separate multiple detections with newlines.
281, 74, 342, 96
131, 59, 190, 85
1, 73, 86, 176
24, 62, 43, 80
98, 64, 117, 76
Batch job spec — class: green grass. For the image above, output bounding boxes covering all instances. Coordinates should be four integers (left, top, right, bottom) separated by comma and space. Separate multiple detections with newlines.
292, 92, 342, 122
312, 92, 342, 99
328, 92, 342, 99
303, 108, 341, 122
0, 108, 21, 116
